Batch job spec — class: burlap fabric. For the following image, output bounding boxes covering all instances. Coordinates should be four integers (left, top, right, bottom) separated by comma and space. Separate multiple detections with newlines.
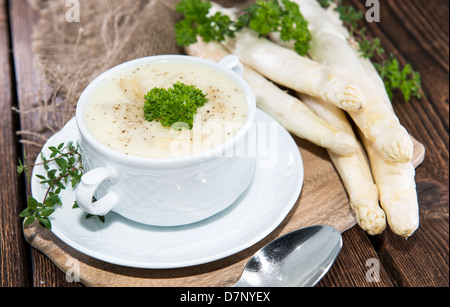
24, 0, 252, 144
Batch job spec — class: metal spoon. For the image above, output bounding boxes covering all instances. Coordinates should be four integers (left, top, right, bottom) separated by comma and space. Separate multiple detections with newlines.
234, 225, 342, 287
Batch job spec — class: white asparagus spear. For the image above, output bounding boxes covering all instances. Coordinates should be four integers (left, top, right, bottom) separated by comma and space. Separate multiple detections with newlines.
300, 93, 386, 235
322, 5, 420, 237
281, 0, 414, 165
185, 39, 359, 156
321, 2, 393, 108
360, 133, 419, 238
207, 2, 366, 112
222, 29, 366, 113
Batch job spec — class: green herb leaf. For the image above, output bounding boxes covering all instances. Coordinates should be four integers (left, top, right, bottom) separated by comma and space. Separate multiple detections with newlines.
47, 169, 57, 180
237, 0, 311, 56
27, 197, 39, 210
143, 82, 208, 130
44, 194, 60, 207
17, 150, 33, 181
175, 0, 311, 56
374, 54, 422, 102
23, 216, 35, 227
175, 0, 235, 46
40, 208, 56, 217
334, 4, 364, 31
357, 33, 385, 59
37, 217, 52, 230
55, 157, 68, 170
318, 0, 332, 8
16, 141, 105, 230
17, 159, 25, 176
20, 208, 33, 218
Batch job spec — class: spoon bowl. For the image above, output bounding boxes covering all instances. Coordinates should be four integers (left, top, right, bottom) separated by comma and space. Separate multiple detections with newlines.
234, 225, 342, 287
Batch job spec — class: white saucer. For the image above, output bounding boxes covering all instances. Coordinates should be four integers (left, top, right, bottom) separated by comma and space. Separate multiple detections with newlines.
31, 109, 304, 269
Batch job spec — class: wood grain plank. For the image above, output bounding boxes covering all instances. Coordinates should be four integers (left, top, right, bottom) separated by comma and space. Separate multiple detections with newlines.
383, 0, 449, 148
369, 213, 449, 287
388, 0, 449, 72
376, 0, 448, 136
347, 0, 449, 287
0, 0, 30, 287
8, 0, 81, 287
317, 226, 394, 287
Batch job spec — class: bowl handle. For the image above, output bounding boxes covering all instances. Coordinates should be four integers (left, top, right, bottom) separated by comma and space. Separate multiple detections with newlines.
219, 55, 244, 77
75, 167, 119, 216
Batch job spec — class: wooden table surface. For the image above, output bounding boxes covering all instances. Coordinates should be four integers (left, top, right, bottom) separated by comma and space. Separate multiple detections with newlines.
1, 0, 448, 287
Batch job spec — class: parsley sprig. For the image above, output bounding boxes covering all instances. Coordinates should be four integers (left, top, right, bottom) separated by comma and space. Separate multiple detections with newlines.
320, 0, 422, 103
143, 82, 208, 130
18, 141, 104, 230
175, 0, 235, 47
236, 0, 311, 55
175, 0, 312, 56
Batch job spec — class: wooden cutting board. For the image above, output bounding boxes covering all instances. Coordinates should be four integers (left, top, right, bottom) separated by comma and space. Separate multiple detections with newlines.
23, 136, 425, 287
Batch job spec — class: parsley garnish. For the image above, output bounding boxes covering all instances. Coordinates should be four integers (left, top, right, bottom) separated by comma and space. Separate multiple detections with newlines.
175, 0, 312, 56
320, 0, 423, 103
143, 82, 208, 130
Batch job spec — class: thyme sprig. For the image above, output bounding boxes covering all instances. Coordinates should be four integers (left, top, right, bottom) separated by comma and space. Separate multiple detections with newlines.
320, 0, 422, 103
18, 141, 104, 230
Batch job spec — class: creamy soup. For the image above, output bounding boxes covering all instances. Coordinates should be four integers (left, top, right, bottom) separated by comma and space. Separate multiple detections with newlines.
84, 60, 248, 158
